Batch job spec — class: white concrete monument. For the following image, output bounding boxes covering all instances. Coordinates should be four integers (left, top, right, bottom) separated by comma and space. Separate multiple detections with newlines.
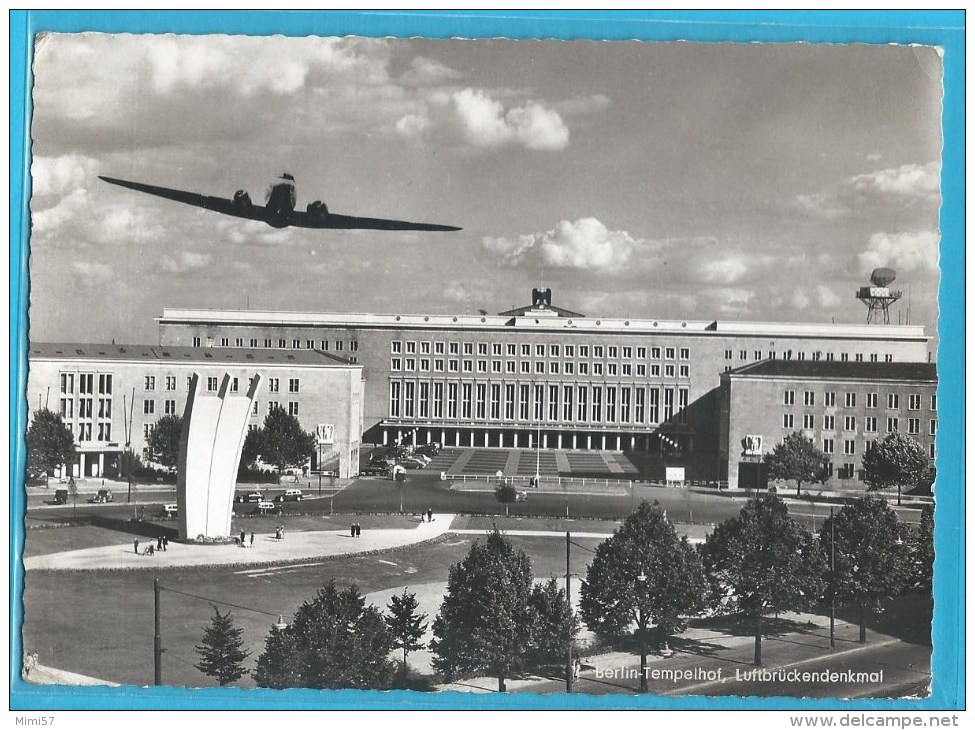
176, 373, 262, 540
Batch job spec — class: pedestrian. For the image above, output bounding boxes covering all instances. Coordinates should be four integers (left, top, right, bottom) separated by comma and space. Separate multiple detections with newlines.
275, 526, 283, 540
427, 508, 433, 523
351, 523, 356, 537
573, 657, 581, 681
250, 532, 255, 548
157, 536, 163, 551
147, 544, 155, 556
354, 522, 361, 537
240, 529, 246, 545
134, 539, 140, 555
162, 535, 168, 551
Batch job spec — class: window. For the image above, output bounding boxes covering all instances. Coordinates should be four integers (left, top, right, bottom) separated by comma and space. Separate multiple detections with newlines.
884, 354, 893, 363
565, 345, 575, 358
620, 387, 632, 423
520, 361, 530, 374
803, 414, 815, 429
504, 384, 515, 419
97, 422, 112, 442
594, 346, 604, 358
144, 375, 155, 391
680, 348, 690, 360
60, 372, 75, 394
435, 359, 446, 373
564, 362, 574, 375
389, 382, 401, 417
550, 361, 560, 375
535, 361, 545, 374
165, 376, 177, 391
908, 418, 920, 435
608, 363, 618, 376
289, 401, 299, 417
636, 364, 646, 377
406, 358, 417, 372
578, 362, 589, 376
842, 463, 856, 479
663, 387, 674, 421
289, 378, 300, 393
506, 343, 516, 356
521, 344, 530, 356
520, 384, 530, 420
551, 344, 561, 357
432, 382, 443, 419
476, 359, 486, 373
421, 359, 431, 372
865, 417, 877, 433
887, 393, 899, 410
563, 386, 573, 421
450, 359, 460, 373
268, 378, 280, 393
592, 362, 604, 376
840, 353, 849, 362
98, 374, 113, 394
535, 344, 545, 357
591, 387, 602, 422
823, 439, 834, 454
350, 341, 359, 353
548, 385, 558, 421
887, 417, 899, 433
724, 350, 733, 361
463, 360, 473, 373
844, 416, 856, 431
405, 382, 415, 418
165, 399, 177, 415
648, 388, 659, 424
824, 391, 836, 407
634, 387, 645, 423
930, 419, 937, 436
664, 365, 675, 378
783, 390, 795, 406
650, 364, 661, 377
476, 383, 486, 420
622, 364, 632, 376
930, 443, 936, 459
59, 398, 73, 419
651, 347, 661, 359
636, 346, 646, 359
142, 423, 153, 438
804, 391, 815, 406
505, 361, 515, 373
533, 384, 544, 421
207, 377, 218, 392
931, 394, 937, 411
845, 392, 857, 408
252, 401, 259, 416
450, 342, 460, 355
435, 342, 445, 355
740, 350, 748, 361
870, 354, 878, 363
823, 414, 835, 430
192, 336, 202, 347
866, 393, 878, 409
305, 339, 314, 350
679, 365, 689, 378
783, 413, 794, 429
606, 387, 617, 423
144, 399, 155, 415
666, 347, 676, 360
754, 351, 763, 360
579, 345, 591, 358
844, 440, 856, 456
292, 339, 301, 349
391, 358, 402, 371
578, 386, 588, 421
908, 394, 921, 410
448, 383, 459, 419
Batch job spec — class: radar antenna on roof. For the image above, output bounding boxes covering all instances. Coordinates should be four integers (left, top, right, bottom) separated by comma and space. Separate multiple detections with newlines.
856, 268, 902, 324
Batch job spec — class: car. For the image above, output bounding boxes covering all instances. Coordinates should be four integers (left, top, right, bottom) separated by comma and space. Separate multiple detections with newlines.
87, 489, 113, 504
398, 459, 423, 470
274, 489, 303, 502
53, 489, 68, 505
256, 500, 276, 513
236, 491, 265, 503
411, 453, 432, 465
359, 464, 390, 477
162, 503, 178, 517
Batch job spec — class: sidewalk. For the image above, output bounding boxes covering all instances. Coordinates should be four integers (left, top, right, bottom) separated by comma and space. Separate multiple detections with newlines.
22, 664, 120, 687
23, 514, 455, 571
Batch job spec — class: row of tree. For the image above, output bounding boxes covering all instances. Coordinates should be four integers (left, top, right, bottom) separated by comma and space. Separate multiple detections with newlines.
197, 494, 932, 691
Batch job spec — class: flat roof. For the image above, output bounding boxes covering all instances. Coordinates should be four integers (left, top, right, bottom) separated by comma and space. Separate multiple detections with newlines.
29, 342, 356, 368
158, 307, 928, 341
725, 360, 937, 382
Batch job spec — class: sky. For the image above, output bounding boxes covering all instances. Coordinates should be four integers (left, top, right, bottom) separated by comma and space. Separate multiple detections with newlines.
28, 35, 943, 345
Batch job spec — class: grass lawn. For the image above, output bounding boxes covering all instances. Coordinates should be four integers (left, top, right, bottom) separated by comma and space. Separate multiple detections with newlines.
22, 532, 606, 689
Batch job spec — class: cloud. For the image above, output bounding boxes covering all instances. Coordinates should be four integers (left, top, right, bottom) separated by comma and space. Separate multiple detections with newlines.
159, 251, 212, 274
794, 161, 941, 220
31, 153, 99, 198
858, 231, 940, 274
415, 88, 570, 151
791, 288, 811, 311
484, 218, 637, 271
815, 284, 841, 308
72, 261, 113, 284
699, 256, 749, 285
398, 56, 463, 86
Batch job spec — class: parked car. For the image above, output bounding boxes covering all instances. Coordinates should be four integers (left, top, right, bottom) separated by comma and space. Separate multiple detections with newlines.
53, 489, 68, 505
359, 464, 390, 477
274, 489, 303, 502
88, 489, 113, 504
416, 443, 441, 457
398, 459, 424, 470
163, 503, 178, 517
236, 491, 265, 503
256, 500, 276, 513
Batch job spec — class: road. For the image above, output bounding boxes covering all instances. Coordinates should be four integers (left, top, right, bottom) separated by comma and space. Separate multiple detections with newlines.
24, 473, 923, 531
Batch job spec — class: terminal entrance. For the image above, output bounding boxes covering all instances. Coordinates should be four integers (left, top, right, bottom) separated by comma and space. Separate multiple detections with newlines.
738, 461, 768, 491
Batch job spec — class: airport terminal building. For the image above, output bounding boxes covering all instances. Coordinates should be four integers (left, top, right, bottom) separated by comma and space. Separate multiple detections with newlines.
26, 343, 365, 479
154, 289, 935, 488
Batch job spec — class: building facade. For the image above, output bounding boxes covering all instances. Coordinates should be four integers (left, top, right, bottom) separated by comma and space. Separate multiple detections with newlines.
720, 361, 937, 490
155, 291, 931, 482
26, 343, 365, 479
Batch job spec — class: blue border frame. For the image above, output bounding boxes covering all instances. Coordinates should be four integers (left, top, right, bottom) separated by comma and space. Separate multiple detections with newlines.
9, 10, 965, 711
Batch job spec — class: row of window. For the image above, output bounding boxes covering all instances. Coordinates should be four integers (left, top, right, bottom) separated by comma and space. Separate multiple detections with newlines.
140, 375, 300, 393
390, 358, 690, 378
784, 390, 935, 411
389, 381, 689, 426
726, 350, 894, 363
818, 439, 936, 461
59, 373, 112, 395
783, 413, 937, 436
391, 341, 692, 360
192, 336, 358, 352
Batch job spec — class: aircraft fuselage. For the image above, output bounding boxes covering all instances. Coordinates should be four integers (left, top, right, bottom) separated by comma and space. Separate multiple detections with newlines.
265, 175, 297, 228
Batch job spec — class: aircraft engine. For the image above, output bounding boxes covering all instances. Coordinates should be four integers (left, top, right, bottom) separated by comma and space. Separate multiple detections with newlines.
307, 200, 329, 218
233, 190, 252, 211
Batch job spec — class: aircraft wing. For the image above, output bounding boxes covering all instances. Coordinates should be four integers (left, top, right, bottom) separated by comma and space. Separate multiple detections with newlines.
290, 209, 462, 232
98, 176, 268, 223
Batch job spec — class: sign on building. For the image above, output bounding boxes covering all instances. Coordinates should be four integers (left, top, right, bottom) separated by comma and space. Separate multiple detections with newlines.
316, 423, 334, 445
665, 467, 685, 484
743, 435, 763, 456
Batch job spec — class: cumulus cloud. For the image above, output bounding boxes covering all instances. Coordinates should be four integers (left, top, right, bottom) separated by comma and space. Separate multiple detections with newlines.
72, 261, 113, 284
398, 56, 463, 86
794, 161, 941, 220
484, 218, 637, 271
699, 256, 749, 285
858, 231, 940, 274
159, 251, 213, 274
816, 285, 841, 308
791, 289, 811, 311
31, 153, 99, 198
409, 88, 570, 151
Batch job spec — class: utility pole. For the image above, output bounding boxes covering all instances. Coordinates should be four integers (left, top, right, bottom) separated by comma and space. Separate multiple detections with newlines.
565, 531, 572, 693
154, 578, 163, 685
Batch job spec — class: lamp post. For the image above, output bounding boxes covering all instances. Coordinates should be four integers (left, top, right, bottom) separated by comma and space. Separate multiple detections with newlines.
637, 571, 648, 692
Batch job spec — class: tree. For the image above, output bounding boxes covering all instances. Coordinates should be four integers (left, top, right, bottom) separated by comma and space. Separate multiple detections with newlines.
819, 497, 910, 643
146, 414, 183, 470
26, 409, 75, 483
385, 589, 428, 668
194, 605, 251, 686
861, 433, 929, 506
580, 501, 708, 690
701, 494, 825, 666
253, 581, 395, 689
241, 427, 263, 467
252, 406, 316, 473
430, 530, 535, 692
529, 577, 578, 669
911, 503, 934, 592
764, 431, 828, 497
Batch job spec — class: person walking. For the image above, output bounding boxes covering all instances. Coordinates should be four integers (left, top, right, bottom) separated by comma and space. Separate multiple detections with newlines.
134, 539, 140, 555
250, 532, 255, 548
162, 535, 168, 551
351, 523, 356, 537
427, 508, 433, 523
157, 536, 163, 551
240, 529, 246, 546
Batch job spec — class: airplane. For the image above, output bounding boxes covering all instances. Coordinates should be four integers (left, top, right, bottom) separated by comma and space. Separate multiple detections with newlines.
98, 173, 462, 232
